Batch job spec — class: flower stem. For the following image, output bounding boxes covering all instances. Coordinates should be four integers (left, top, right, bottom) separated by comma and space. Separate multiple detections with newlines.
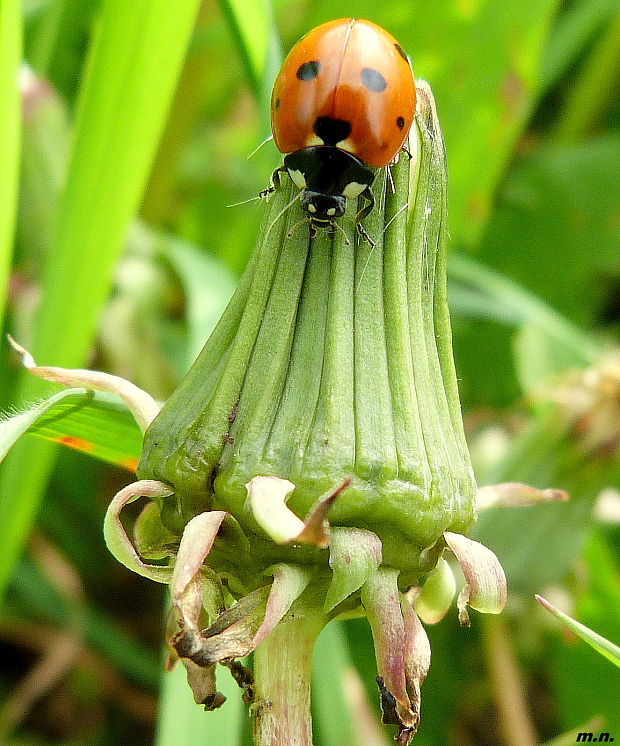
252, 615, 325, 746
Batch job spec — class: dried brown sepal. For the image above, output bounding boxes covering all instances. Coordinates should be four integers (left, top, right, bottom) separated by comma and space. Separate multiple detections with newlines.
181, 657, 226, 710
175, 585, 270, 666
174, 564, 311, 668
221, 659, 255, 703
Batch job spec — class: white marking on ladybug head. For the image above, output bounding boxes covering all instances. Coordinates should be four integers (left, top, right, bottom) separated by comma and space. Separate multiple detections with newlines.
287, 168, 307, 190
342, 181, 367, 199
307, 203, 317, 213
326, 207, 336, 216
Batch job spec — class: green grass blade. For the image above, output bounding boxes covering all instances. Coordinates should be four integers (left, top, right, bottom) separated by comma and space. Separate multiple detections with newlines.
0, 0, 21, 331
0, 388, 90, 462
0, 389, 142, 470
536, 594, 620, 669
219, 0, 274, 99
0, 0, 202, 601
29, 0, 203, 372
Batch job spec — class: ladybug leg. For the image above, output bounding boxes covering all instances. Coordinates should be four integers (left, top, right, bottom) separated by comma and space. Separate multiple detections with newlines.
355, 188, 376, 247
259, 166, 288, 199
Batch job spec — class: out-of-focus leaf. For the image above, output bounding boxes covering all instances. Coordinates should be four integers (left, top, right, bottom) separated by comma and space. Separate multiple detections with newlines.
541, 0, 619, 92
24, 0, 100, 102
0, 389, 142, 470
311, 621, 359, 746
552, 6, 620, 142
219, 0, 280, 113
15, 68, 69, 271
448, 252, 600, 367
156, 234, 237, 365
513, 323, 593, 391
406, 0, 562, 245
478, 137, 620, 327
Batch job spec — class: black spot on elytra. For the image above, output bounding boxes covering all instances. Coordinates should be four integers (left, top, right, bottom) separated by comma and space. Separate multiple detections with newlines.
361, 67, 387, 92
274, 97, 280, 109
396, 116, 405, 129
394, 43, 408, 61
313, 116, 351, 145
297, 60, 320, 80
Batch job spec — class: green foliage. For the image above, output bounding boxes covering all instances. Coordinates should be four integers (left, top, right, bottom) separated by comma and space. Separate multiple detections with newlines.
1, 1, 619, 744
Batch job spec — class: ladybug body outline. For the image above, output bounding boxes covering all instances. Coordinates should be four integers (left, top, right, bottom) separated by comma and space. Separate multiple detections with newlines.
266, 18, 416, 241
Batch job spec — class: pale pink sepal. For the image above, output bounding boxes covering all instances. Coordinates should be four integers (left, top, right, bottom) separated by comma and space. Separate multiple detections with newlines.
103, 479, 174, 583
401, 597, 431, 728
9, 336, 160, 432
361, 567, 418, 745
477, 482, 569, 511
171, 510, 229, 638
246, 475, 348, 547
444, 532, 507, 626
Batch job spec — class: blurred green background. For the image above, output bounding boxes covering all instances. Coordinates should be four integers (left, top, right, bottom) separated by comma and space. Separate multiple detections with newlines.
0, 0, 619, 744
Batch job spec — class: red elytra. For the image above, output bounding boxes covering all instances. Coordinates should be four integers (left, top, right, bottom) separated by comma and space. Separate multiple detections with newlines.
271, 18, 416, 168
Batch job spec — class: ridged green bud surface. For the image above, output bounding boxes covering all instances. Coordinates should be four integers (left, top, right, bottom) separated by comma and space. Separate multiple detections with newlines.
138, 84, 476, 585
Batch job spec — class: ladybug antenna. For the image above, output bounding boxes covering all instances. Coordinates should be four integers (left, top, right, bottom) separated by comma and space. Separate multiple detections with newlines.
247, 134, 274, 160
266, 192, 302, 238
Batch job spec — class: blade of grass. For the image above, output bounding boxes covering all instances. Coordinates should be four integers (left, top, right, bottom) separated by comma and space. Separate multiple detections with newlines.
0, 0, 21, 331
0, 389, 142, 470
536, 594, 620, 669
219, 0, 276, 104
0, 0, 203, 601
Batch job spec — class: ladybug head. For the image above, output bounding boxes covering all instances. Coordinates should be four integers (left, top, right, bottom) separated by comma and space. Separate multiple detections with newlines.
300, 190, 346, 221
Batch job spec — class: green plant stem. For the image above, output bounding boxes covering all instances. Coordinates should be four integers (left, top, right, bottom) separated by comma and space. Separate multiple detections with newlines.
252, 616, 324, 746
481, 616, 538, 746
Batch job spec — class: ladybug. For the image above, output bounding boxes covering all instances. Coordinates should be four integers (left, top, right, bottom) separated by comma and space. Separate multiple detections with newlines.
266, 18, 416, 240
